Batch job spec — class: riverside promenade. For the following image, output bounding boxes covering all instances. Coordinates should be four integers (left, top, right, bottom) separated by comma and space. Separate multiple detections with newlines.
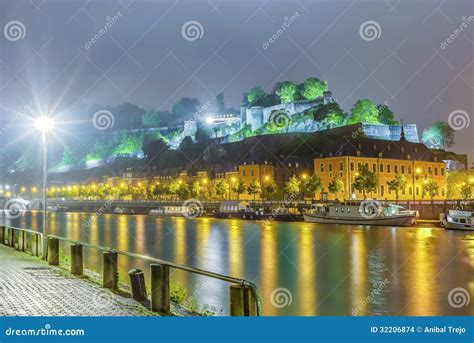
0, 244, 152, 316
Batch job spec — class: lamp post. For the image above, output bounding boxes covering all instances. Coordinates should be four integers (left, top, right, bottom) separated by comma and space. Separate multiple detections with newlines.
35, 116, 54, 259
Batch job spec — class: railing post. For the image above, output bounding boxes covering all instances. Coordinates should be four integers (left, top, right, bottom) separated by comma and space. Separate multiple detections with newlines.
47, 238, 59, 265
229, 284, 257, 316
70, 244, 83, 276
8, 228, 15, 248
150, 263, 170, 314
32, 234, 40, 257
102, 251, 118, 290
0, 226, 4, 245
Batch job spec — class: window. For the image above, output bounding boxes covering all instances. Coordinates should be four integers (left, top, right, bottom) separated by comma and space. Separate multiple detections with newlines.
365, 163, 369, 170
401, 165, 405, 173
380, 164, 384, 173
329, 163, 333, 172
416, 187, 419, 195
428, 167, 432, 174
408, 166, 412, 174
387, 164, 391, 173
339, 162, 343, 171
434, 167, 438, 176
441, 168, 444, 176
380, 185, 384, 195
407, 154, 411, 160
379, 152, 383, 158
373, 144, 377, 150
357, 151, 361, 157
358, 163, 362, 171
441, 188, 445, 196
409, 187, 412, 195
251, 170, 254, 177
320, 164, 324, 172
402, 188, 405, 195
243, 170, 246, 177
394, 165, 398, 173
350, 162, 354, 171
372, 163, 376, 172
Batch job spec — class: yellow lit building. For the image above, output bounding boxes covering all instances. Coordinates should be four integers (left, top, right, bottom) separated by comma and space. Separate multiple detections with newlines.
313, 134, 447, 201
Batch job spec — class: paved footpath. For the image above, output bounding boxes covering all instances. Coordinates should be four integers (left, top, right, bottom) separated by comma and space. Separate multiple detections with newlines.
0, 245, 153, 316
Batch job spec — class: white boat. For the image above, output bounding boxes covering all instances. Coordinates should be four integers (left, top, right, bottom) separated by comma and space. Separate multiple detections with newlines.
47, 205, 68, 212
440, 209, 474, 231
303, 202, 418, 226
113, 207, 135, 215
149, 205, 202, 217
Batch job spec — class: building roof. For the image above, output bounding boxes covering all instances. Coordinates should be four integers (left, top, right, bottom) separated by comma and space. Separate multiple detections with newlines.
315, 136, 438, 162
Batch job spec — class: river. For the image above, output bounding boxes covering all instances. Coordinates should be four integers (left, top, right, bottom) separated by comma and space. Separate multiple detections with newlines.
2, 211, 473, 316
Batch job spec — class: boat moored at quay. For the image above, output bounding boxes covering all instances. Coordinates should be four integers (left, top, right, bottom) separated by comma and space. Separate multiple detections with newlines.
303, 201, 418, 226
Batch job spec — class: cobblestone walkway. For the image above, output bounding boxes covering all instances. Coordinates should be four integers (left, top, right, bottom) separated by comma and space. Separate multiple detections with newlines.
0, 245, 152, 316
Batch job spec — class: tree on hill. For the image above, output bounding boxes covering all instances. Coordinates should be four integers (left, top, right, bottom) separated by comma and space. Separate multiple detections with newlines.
386, 174, 407, 201
349, 99, 379, 124
301, 77, 328, 100
377, 104, 398, 125
313, 103, 346, 127
353, 165, 378, 199
216, 92, 226, 113
141, 111, 160, 127
171, 98, 201, 124
276, 81, 298, 103
247, 87, 266, 106
142, 139, 168, 160
421, 121, 455, 149
179, 136, 195, 158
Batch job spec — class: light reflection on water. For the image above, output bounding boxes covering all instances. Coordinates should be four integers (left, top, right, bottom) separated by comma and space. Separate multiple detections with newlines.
3, 211, 473, 316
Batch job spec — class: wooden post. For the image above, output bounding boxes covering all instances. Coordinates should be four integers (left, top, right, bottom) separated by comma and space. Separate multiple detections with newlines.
32, 234, 40, 257
9, 229, 15, 248
0, 226, 4, 245
70, 244, 83, 276
21, 231, 26, 251
229, 285, 245, 316
102, 251, 118, 289
150, 263, 170, 314
229, 285, 257, 316
47, 238, 59, 265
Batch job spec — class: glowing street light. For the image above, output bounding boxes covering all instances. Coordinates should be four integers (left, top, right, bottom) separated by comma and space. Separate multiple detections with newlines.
35, 115, 54, 259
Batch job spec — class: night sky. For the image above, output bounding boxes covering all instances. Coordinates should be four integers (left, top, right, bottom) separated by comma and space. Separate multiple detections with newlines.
0, 0, 473, 162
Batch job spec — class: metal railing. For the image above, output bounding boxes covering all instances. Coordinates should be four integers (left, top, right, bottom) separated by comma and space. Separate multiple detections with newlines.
0, 225, 262, 316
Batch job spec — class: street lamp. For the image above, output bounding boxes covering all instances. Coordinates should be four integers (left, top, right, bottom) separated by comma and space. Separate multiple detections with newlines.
35, 116, 54, 259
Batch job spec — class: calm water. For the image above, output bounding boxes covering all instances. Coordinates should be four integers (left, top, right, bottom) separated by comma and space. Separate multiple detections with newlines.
3, 211, 473, 316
